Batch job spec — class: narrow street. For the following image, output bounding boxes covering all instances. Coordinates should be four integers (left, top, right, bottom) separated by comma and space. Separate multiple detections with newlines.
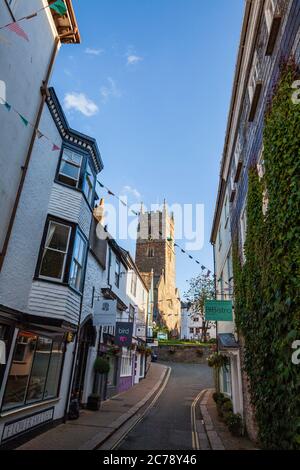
117, 362, 213, 450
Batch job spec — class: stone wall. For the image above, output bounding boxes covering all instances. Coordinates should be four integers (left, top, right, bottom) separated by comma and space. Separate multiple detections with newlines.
157, 345, 212, 363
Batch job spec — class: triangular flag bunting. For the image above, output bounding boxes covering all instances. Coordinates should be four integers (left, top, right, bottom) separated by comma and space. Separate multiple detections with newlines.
36, 129, 44, 139
181, 249, 185, 253
201, 265, 205, 270
98, 182, 104, 188
50, 0, 67, 16
107, 190, 115, 196
5, 102, 12, 111
18, 113, 29, 126
195, 260, 200, 264
120, 200, 127, 207
52, 144, 60, 151
6, 22, 29, 42
189, 255, 193, 260
206, 270, 211, 278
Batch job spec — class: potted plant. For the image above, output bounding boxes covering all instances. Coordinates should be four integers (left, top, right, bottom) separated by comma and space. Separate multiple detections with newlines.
94, 357, 110, 374
87, 393, 101, 411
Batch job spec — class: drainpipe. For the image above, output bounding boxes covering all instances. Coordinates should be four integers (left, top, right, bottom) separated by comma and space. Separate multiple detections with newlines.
0, 36, 60, 270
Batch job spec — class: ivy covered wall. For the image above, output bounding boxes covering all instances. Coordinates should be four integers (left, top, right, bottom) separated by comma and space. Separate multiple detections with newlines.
233, 62, 300, 449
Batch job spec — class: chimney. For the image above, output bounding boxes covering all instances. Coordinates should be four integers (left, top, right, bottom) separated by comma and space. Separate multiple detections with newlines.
93, 198, 105, 224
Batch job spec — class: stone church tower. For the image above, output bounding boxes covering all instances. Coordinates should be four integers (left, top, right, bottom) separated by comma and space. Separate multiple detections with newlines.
135, 202, 181, 335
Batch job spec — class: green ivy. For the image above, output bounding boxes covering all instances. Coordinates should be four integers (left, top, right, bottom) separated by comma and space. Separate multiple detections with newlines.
232, 62, 300, 449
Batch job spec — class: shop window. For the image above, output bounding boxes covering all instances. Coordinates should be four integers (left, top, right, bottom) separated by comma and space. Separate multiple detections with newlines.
2, 331, 65, 411
120, 349, 132, 377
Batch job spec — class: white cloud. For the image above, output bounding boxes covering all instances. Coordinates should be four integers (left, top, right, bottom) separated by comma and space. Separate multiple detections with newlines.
64, 92, 99, 117
127, 54, 143, 65
100, 77, 122, 103
121, 185, 141, 200
85, 47, 104, 56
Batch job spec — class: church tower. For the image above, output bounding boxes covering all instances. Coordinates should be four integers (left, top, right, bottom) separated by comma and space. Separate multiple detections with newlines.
135, 202, 180, 335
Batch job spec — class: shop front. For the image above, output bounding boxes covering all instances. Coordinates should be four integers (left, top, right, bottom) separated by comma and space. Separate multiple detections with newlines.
0, 306, 76, 448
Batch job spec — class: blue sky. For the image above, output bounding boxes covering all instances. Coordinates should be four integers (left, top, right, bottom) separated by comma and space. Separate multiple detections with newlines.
51, 0, 244, 296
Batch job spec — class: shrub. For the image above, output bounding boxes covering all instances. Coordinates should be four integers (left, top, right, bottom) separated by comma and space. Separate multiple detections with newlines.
212, 392, 224, 403
222, 399, 233, 413
207, 353, 227, 368
94, 357, 110, 374
226, 413, 243, 437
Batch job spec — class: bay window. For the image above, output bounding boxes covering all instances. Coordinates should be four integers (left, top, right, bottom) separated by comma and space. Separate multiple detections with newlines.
69, 230, 87, 292
58, 148, 82, 188
37, 218, 88, 292
57, 146, 96, 207
39, 221, 71, 281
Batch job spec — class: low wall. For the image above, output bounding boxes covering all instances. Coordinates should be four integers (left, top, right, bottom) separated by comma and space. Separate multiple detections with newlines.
157, 345, 212, 363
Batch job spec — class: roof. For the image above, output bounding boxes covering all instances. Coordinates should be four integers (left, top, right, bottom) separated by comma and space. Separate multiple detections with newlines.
218, 333, 239, 350
48, 0, 81, 44
47, 87, 103, 173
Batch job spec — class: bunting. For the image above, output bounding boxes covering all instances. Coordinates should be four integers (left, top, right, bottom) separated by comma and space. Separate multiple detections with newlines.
5, 22, 29, 42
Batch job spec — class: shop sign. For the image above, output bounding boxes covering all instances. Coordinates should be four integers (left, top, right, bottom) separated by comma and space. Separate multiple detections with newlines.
93, 299, 117, 327
135, 323, 146, 338
115, 322, 133, 347
205, 300, 233, 322
2, 407, 54, 443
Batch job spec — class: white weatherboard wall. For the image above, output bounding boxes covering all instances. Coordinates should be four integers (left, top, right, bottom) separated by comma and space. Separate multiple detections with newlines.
0, 104, 62, 313
0, 0, 59, 252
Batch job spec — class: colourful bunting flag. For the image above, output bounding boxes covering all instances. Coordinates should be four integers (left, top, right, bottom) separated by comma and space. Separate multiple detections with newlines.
201, 265, 205, 270
181, 249, 186, 253
107, 190, 115, 196
206, 270, 211, 278
50, 0, 67, 16
36, 129, 44, 139
18, 113, 29, 126
98, 182, 104, 188
52, 144, 60, 151
6, 22, 29, 42
189, 255, 193, 260
195, 261, 200, 264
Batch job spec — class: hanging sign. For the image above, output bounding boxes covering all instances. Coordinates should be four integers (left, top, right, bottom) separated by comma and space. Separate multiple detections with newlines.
115, 322, 133, 347
93, 299, 117, 327
205, 300, 233, 322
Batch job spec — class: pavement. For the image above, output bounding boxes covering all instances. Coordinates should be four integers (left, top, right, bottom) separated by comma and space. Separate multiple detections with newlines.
17, 362, 256, 451
17, 363, 168, 451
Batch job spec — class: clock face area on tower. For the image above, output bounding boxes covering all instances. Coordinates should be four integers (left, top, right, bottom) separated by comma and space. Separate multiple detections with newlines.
135, 204, 180, 334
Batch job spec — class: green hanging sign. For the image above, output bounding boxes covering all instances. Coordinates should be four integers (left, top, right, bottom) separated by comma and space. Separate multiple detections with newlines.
205, 300, 233, 322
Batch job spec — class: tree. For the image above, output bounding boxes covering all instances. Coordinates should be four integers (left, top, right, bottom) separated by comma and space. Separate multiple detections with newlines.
184, 273, 215, 342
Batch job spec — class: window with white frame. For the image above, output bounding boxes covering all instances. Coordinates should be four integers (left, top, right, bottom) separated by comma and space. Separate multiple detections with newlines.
115, 258, 121, 288
218, 225, 222, 251
224, 196, 229, 228
58, 148, 83, 188
240, 206, 247, 259
69, 230, 87, 292
39, 221, 71, 281
120, 349, 132, 377
248, 51, 260, 104
83, 162, 95, 205
131, 271, 137, 296
222, 360, 232, 396
265, 0, 277, 32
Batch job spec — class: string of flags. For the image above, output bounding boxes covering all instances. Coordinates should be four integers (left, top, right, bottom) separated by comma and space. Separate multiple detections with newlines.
0, 0, 67, 41
97, 182, 139, 218
0, 97, 61, 153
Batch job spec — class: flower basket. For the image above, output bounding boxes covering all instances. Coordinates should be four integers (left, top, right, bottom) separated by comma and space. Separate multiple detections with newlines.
207, 352, 227, 368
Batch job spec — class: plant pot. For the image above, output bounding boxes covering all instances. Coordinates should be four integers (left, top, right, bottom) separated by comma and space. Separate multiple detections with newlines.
87, 395, 101, 411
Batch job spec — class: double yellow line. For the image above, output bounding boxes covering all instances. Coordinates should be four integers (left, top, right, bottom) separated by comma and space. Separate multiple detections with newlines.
191, 389, 206, 450
110, 367, 171, 450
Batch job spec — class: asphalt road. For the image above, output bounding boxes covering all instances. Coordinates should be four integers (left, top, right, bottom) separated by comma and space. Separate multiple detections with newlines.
117, 362, 213, 450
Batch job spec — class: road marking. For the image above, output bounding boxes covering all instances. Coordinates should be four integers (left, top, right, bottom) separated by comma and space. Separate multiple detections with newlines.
108, 366, 172, 450
191, 389, 207, 450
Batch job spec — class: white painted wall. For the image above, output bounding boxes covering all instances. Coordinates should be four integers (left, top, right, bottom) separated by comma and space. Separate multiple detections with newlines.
0, 104, 61, 312
0, 0, 60, 252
